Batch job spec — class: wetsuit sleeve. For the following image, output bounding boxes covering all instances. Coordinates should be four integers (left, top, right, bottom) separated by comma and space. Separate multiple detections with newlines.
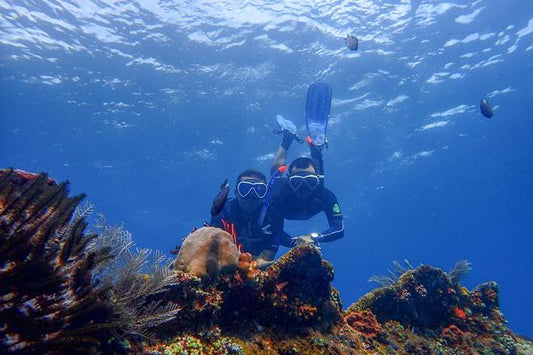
256, 216, 282, 258
315, 189, 344, 243
268, 205, 291, 248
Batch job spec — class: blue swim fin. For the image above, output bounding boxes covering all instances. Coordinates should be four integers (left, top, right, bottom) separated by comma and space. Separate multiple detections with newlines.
306, 82, 332, 147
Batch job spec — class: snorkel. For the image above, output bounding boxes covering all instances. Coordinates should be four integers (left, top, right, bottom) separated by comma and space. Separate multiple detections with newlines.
257, 165, 287, 227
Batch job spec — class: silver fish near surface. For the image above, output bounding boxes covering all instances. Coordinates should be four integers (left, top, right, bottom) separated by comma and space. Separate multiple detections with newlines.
345, 34, 358, 51
480, 99, 493, 118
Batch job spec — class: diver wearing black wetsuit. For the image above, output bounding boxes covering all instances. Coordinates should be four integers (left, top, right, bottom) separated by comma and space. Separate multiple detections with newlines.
270, 156, 344, 247
210, 197, 283, 258
269, 126, 344, 246
210, 169, 285, 266
272, 177, 344, 245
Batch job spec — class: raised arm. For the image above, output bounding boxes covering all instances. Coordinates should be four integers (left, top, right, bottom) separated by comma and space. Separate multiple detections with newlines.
271, 114, 301, 174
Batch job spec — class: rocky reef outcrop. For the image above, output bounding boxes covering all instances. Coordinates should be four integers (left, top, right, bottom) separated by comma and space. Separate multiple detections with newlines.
1, 168, 532, 354
150, 252, 531, 354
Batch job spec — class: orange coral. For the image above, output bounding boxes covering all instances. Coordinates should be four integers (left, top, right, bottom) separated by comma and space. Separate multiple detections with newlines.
344, 310, 382, 338
298, 304, 318, 320
441, 324, 466, 346
237, 252, 261, 279
246, 261, 261, 279
454, 307, 466, 320
238, 252, 252, 269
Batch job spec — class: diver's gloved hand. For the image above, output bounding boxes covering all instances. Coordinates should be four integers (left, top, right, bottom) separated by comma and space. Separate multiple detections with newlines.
210, 179, 229, 216
291, 234, 321, 248
275, 114, 303, 149
281, 130, 296, 150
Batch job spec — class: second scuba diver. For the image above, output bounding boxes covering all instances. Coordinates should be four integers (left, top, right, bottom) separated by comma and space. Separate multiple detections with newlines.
269, 128, 344, 247
210, 169, 286, 268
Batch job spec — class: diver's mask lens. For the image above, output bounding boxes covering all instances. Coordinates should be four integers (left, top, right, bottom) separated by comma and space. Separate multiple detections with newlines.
289, 173, 320, 191
236, 180, 268, 199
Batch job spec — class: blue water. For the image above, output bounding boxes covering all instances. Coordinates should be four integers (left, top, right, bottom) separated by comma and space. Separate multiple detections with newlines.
1, 0, 532, 336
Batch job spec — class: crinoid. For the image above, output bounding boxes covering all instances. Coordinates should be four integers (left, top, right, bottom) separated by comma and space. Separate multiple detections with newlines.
0, 169, 179, 353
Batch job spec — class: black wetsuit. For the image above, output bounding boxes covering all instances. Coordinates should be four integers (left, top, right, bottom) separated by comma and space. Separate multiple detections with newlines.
210, 198, 284, 257
269, 178, 344, 246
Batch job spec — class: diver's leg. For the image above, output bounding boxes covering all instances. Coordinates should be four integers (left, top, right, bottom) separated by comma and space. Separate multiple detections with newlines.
308, 139, 324, 184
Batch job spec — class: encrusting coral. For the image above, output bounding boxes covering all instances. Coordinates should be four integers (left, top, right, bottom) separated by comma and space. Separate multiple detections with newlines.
1, 168, 532, 354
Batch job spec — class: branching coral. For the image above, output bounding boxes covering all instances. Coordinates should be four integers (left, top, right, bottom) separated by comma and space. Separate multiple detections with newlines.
0, 169, 179, 353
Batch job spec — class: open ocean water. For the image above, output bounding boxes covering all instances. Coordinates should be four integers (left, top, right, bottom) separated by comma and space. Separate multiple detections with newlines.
1, 0, 532, 337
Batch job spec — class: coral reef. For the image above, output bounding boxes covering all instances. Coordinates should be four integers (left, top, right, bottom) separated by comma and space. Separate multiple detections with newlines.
346, 265, 521, 354
154, 244, 341, 339
151, 254, 531, 354
1, 168, 532, 354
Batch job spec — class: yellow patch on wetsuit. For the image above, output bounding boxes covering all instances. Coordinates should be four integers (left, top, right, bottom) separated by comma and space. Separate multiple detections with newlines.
333, 203, 341, 214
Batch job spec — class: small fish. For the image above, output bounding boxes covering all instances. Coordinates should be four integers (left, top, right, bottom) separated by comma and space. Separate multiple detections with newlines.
480, 99, 493, 118
345, 34, 358, 51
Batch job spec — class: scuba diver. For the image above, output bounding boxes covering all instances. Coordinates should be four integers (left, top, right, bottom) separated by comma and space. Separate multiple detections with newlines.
269, 82, 344, 247
270, 137, 344, 247
209, 83, 341, 258
210, 169, 285, 268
